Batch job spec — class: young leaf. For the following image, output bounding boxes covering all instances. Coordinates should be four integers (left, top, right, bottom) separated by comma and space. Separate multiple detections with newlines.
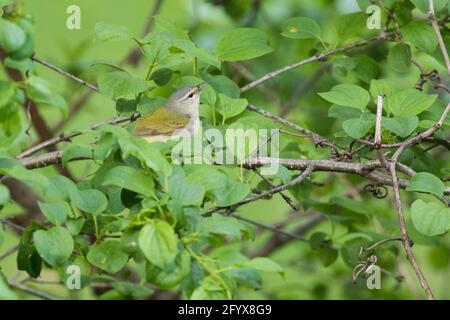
215, 28, 273, 61
97, 71, 153, 99
216, 94, 248, 122
198, 214, 245, 239
70, 188, 108, 216
406, 172, 445, 197
94, 22, 131, 43
342, 117, 373, 139
87, 241, 128, 274
101, 165, 155, 197
33, 227, 74, 266
369, 79, 394, 101
411, 200, 450, 237
386, 89, 437, 116
281, 17, 321, 40
410, 0, 448, 13
387, 44, 411, 73
318, 84, 370, 110
401, 21, 437, 53
138, 220, 178, 269
352, 56, 380, 84
168, 168, 205, 207
62, 145, 92, 165
382, 115, 418, 137
38, 201, 70, 226
145, 250, 191, 289
26, 76, 68, 116
0, 18, 26, 52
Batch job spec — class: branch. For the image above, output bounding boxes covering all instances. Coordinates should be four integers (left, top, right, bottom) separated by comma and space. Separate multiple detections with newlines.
247, 104, 340, 154
8, 281, 61, 300
204, 166, 314, 215
17, 114, 138, 159
250, 213, 325, 257
392, 102, 450, 162
388, 163, 434, 300
240, 33, 388, 93
31, 56, 100, 92
428, 0, 450, 75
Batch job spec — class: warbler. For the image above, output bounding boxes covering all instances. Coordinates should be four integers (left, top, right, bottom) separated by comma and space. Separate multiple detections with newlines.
133, 82, 206, 142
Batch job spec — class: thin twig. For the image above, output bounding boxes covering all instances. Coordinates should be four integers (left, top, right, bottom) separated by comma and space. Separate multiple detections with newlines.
388, 162, 434, 300
17, 113, 139, 159
8, 281, 61, 300
240, 33, 389, 93
31, 56, 100, 92
428, 0, 450, 75
204, 166, 314, 215
0, 245, 19, 261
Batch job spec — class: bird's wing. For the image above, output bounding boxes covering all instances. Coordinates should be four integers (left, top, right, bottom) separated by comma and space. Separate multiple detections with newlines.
133, 107, 190, 137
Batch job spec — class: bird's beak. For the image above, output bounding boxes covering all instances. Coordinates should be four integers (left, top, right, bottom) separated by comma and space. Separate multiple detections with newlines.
196, 81, 208, 92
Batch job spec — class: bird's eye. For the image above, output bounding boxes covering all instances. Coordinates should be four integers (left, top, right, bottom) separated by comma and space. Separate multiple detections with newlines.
187, 92, 195, 98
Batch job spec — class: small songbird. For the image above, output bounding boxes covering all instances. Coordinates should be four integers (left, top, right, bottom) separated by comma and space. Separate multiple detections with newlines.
133, 82, 206, 142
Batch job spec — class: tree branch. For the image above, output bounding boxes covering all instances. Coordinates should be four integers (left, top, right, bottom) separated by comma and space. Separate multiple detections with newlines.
388, 162, 434, 300
428, 0, 450, 75
240, 33, 389, 93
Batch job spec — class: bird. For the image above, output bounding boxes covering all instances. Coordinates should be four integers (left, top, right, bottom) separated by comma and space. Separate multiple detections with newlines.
132, 82, 206, 142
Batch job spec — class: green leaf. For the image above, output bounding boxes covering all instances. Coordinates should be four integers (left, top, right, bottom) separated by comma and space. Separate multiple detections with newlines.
0, 80, 14, 108
215, 28, 273, 61
87, 241, 128, 274
33, 227, 73, 266
0, 18, 26, 52
342, 117, 373, 139
401, 21, 437, 53
318, 84, 370, 110
145, 250, 191, 288
328, 105, 361, 119
70, 188, 108, 216
138, 220, 178, 269
216, 93, 248, 122
38, 201, 70, 226
239, 257, 283, 273
191, 276, 229, 300
382, 115, 418, 137
212, 180, 251, 207
387, 89, 437, 116
116, 98, 137, 115
410, 0, 448, 13
101, 165, 155, 197
411, 200, 450, 236
94, 22, 132, 43
387, 44, 411, 73
26, 76, 68, 116
370, 79, 394, 100
281, 17, 321, 40
97, 71, 153, 99
406, 172, 445, 197
0, 183, 10, 206
352, 56, 380, 84
168, 168, 205, 207
206, 75, 240, 99
45, 175, 77, 201
62, 145, 92, 165
150, 68, 174, 86
198, 214, 245, 239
